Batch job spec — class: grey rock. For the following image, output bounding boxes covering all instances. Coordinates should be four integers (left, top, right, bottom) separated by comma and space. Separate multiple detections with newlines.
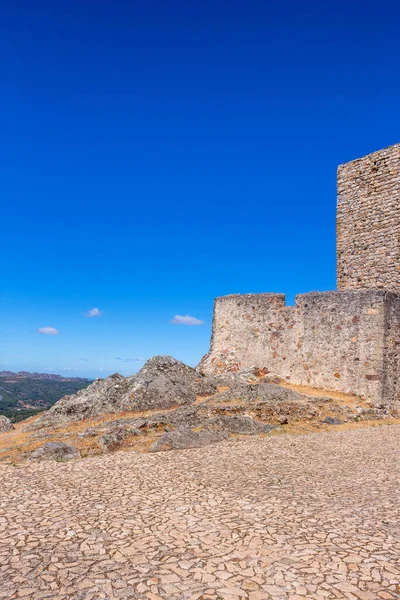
125, 355, 217, 411
98, 428, 129, 453
98, 427, 143, 453
211, 382, 306, 404
146, 406, 199, 428
0, 416, 14, 433
77, 418, 148, 438
321, 416, 343, 425
29, 442, 80, 461
77, 428, 98, 438
149, 426, 228, 452
205, 415, 274, 435
102, 417, 147, 430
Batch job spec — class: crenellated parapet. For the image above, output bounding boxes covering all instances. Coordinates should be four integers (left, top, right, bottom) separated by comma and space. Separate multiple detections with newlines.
200, 291, 399, 407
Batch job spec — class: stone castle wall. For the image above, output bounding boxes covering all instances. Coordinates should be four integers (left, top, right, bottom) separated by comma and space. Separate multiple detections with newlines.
201, 144, 400, 406
337, 143, 400, 291
200, 291, 399, 406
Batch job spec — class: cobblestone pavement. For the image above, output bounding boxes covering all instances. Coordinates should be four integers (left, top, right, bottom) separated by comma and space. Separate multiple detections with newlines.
1, 426, 400, 600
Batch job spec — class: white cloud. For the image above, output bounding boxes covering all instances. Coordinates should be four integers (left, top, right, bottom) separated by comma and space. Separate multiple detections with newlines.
78, 357, 89, 361
86, 307, 103, 317
170, 314, 205, 326
38, 326, 59, 335
115, 357, 145, 363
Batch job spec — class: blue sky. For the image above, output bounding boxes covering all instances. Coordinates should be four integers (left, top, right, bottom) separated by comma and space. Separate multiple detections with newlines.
1, 1, 399, 378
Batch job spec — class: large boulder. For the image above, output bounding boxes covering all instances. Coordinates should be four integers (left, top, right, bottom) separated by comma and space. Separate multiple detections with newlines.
26, 356, 218, 430
25, 373, 131, 430
0, 416, 14, 433
29, 442, 80, 461
98, 426, 143, 453
210, 382, 307, 404
125, 355, 217, 411
204, 415, 275, 435
149, 426, 228, 453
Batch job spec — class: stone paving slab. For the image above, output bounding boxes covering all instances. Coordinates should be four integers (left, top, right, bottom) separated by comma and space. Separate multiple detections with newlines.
1, 425, 399, 599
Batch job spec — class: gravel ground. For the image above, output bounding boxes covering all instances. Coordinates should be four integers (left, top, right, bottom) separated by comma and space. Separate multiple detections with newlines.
1, 425, 399, 600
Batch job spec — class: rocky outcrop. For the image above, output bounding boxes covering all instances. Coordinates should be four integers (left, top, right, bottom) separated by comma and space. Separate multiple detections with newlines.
203, 415, 275, 435
12, 354, 384, 462
26, 356, 218, 431
149, 426, 228, 452
25, 373, 130, 430
98, 427, 143, 453
321, 416, 343, 425
0, 416, 14, 433
143, 409, 275, 435
29, 442, 80, 461
124, 355, 217, 411
210, 381, 308, 404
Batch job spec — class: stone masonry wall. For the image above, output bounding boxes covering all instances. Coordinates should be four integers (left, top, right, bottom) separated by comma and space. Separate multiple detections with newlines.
383, 293, 400, 408
200, 291, 400, 406
337, 143, 400, 291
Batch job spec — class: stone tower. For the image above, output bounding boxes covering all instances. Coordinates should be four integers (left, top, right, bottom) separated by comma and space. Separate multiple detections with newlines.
337, 143, 400, 291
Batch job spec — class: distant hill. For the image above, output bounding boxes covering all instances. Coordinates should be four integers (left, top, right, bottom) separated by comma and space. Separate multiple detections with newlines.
0, 372, 91, 423
0, 371, 88, 381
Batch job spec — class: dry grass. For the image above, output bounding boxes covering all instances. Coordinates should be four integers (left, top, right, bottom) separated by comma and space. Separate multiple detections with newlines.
272, 416, 400, 437
282, 381, 362, 403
